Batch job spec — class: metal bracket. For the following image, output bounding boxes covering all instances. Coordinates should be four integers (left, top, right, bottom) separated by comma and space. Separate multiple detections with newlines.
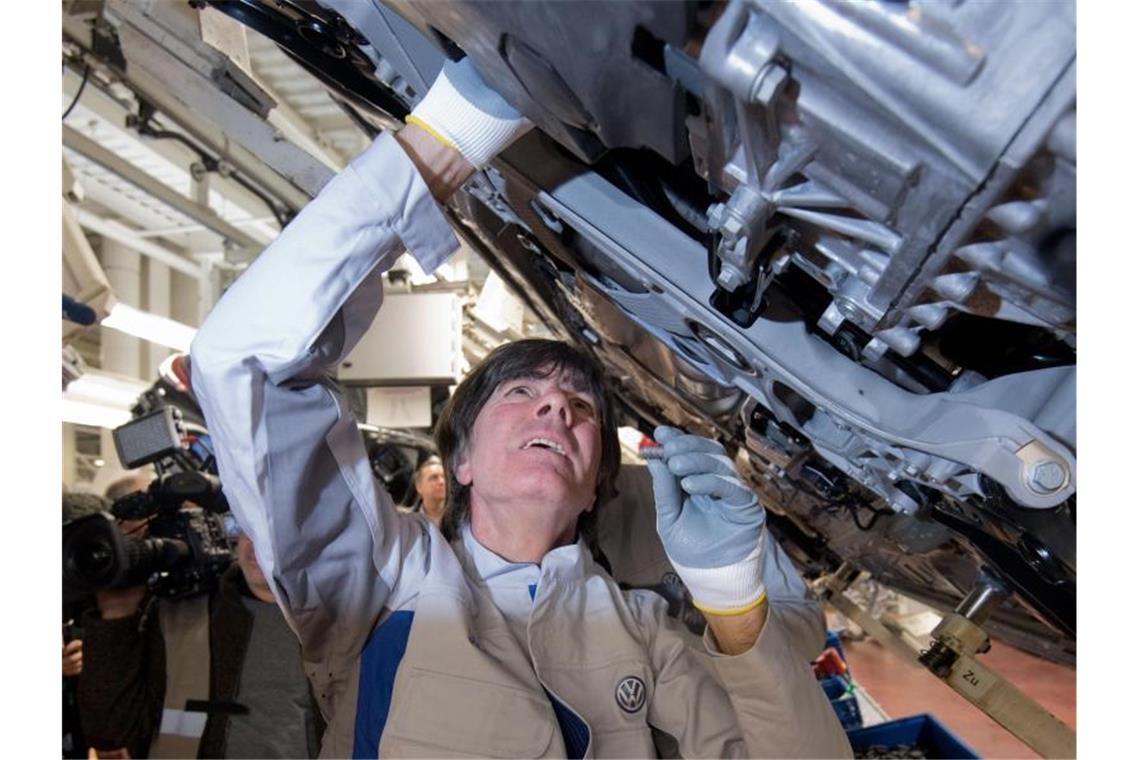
707, 185, 773, 291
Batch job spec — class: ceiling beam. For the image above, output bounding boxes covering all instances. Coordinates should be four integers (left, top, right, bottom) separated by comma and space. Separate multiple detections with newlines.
64, 8, 324, 211
63, 67, 281, 235
64, 124, 263, 252
73, 208, 203, 279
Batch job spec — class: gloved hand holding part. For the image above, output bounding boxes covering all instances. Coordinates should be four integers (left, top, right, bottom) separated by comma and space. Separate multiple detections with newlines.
407, 57, 532, 168
646, 425, 768, 616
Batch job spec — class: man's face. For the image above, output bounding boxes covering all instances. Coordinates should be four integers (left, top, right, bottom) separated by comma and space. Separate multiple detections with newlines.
455, 367, 602, 541
415, 463, 447, 507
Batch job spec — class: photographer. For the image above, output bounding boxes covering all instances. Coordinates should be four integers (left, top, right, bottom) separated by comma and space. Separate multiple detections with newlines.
78, 511, 324, 758
63, 491, 107, 759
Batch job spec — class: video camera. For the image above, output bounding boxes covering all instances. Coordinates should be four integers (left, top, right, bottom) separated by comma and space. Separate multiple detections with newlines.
63, 398, 233, 602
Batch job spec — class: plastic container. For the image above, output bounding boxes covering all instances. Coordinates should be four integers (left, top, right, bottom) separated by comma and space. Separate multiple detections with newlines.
845, 713, 980, 759
819, 674, 850, 701
826, 630, 847, 662
831, 695, 863, 730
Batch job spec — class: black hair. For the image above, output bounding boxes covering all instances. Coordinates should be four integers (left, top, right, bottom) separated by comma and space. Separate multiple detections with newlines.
434, 339, 620, 542
414, 455, 443, 481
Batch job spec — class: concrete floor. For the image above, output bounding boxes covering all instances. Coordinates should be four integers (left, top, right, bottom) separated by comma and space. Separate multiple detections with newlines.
842, 637, 1076, 758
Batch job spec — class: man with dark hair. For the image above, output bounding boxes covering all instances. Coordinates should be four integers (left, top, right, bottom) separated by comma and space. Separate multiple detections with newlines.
406, 455, 447, 527
435, 338, 620, 543
191, 58, 849, 757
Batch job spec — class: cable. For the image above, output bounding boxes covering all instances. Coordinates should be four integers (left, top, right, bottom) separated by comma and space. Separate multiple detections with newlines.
130, 103, 295, 227
849, 503, 881, 531
846, 498, 894, 531
62, 64, 91, 120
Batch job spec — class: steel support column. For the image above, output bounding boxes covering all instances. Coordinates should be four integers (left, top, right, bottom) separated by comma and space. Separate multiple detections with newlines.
146, 259, 172, 373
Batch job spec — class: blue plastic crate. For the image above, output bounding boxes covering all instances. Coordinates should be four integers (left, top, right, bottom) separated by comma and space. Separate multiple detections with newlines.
845, 714, 979, 759
830, 695, 863, 731
819, 674, 850, 701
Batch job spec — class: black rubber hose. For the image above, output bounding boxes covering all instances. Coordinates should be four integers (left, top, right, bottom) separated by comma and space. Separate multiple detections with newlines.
62, 64, 90, 120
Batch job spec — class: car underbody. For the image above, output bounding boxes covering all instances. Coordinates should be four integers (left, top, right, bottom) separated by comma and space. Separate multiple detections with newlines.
74, 0, 1076, 664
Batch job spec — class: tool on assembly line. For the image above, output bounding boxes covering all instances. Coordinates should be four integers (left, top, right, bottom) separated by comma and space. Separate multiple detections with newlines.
814, 563, 1075, 759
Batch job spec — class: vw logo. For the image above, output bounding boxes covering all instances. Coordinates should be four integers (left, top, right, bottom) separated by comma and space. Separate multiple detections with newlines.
615, 676, 647, 713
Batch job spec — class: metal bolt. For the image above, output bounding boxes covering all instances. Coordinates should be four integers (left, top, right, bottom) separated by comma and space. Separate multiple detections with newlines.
836, 299, 859, 320
721, 214, 744, 240
707, 202, 726, 229
717, 265, 747, 292
1029, 460, 1067, 492
750, 62, 788, 107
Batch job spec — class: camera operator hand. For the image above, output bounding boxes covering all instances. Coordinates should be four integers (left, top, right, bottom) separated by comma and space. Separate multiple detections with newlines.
62, 638, 83, 677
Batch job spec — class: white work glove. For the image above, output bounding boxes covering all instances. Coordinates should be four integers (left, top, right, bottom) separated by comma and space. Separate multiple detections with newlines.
407, 57, 532, 168
646, 426, 768, 616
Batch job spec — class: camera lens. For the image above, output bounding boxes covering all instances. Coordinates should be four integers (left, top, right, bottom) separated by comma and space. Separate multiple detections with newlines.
72, 535, 115, 578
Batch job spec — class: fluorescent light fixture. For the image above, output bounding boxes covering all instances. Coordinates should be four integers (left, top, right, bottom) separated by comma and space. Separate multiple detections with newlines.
62, 399, 132, 429
102, 302, 196, 352
65, 370, 150, 408
63, 370, 149, 429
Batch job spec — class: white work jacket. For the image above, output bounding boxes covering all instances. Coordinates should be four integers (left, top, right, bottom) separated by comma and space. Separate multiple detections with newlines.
190, 132, 853, 758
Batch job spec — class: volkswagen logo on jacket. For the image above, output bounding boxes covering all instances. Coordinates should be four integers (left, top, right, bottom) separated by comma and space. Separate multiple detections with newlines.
615, 676, 647, 713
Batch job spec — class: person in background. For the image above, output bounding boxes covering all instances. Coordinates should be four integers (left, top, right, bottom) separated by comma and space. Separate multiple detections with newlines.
63, 490, 108, 759
409, 454, 446, 526
103, 473, 153, 501
78, 519, 325, 759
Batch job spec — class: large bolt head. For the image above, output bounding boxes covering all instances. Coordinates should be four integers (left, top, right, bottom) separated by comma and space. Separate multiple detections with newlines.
707, 202, 725, 228
1029, 460, 1067, 492
721, 215, 744, 238
717, 265, 747, 292
836, 299, 859, 319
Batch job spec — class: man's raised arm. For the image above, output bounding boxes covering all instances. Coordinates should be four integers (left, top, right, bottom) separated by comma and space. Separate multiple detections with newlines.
189, 59, 529, 660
